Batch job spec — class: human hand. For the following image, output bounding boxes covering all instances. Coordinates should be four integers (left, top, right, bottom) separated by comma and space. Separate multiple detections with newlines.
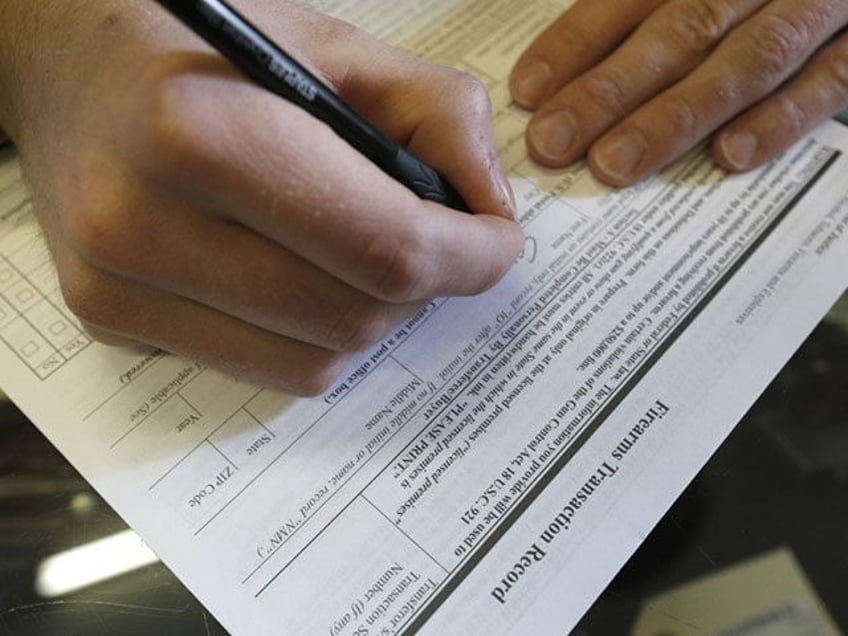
0, 0, 522, 394
510, 0, 848, 186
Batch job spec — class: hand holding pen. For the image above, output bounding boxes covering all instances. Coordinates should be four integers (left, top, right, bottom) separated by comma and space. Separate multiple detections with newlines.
0, 0, 521, 393
154, 0, 473, 211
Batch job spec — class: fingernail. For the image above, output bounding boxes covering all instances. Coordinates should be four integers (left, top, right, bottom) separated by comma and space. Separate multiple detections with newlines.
720, 131, 758, 170
592, 130, 645, 182
528, 110, 577, 164
494, 166, 517, 219
511, 60, 553, 107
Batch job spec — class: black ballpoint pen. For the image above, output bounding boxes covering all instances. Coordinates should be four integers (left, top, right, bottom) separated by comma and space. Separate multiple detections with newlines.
153, 0, 470, 211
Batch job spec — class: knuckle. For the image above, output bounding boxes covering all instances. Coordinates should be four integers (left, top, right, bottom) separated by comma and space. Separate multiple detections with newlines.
454, 70, 488, 98
746, 15, 808, 80
821, 44, 848, 95
130, 58, 213, 172
579, 68, 628, 116
326, 302, 392, 353
61, 189, 145, 274
773, 94, 808, 138
293, 354, 348, 397
662, 0, 735, 55
449, 69, 493, 116
660, 93, 702, 141
58, 260, 115, 329
363, 228, 431, 302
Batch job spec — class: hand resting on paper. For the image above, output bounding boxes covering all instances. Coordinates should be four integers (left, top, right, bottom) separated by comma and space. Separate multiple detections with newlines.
510, 0, 848, 186
0, 0, 522, 395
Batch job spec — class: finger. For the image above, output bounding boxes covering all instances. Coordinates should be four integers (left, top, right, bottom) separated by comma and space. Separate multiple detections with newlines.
715, 30, 848, 171
60, 183, 424, 354
129, 65, 524, 303
161, 4, 516, 220
313, 29, 517, 219
525, 0, 770, 167
81, 322, 140, 348
54, 245, 349, 396
588, 0, 848, 185
379, 66, 517, 220
509, 0, 666, 109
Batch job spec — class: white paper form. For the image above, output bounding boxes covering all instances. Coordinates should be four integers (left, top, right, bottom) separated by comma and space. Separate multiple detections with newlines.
2, 0, 848, 633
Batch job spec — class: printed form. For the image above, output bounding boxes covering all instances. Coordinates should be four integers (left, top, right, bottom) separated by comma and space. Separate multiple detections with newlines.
1, 0, 848, 633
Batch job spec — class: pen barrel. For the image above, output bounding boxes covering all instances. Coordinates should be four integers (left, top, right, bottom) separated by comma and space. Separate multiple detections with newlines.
155, 0, 469, 212
389, 147, 469, 211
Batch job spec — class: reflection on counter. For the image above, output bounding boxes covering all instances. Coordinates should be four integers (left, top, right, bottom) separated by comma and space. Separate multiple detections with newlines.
632, 548, 840, 636
0, 397, 228, 634
1, 294, 846, 634
35, 529, 158, 598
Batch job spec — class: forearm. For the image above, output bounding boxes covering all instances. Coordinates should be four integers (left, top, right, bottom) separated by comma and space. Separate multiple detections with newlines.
0, 0, 137, 149
0, 0, 66, 144
0, 1, 28, 142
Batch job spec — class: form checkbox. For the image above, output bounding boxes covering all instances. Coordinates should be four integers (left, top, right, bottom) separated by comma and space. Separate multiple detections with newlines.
21, 341, 40, 358
49, 320, 68, 336
16, 287, 35, 304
